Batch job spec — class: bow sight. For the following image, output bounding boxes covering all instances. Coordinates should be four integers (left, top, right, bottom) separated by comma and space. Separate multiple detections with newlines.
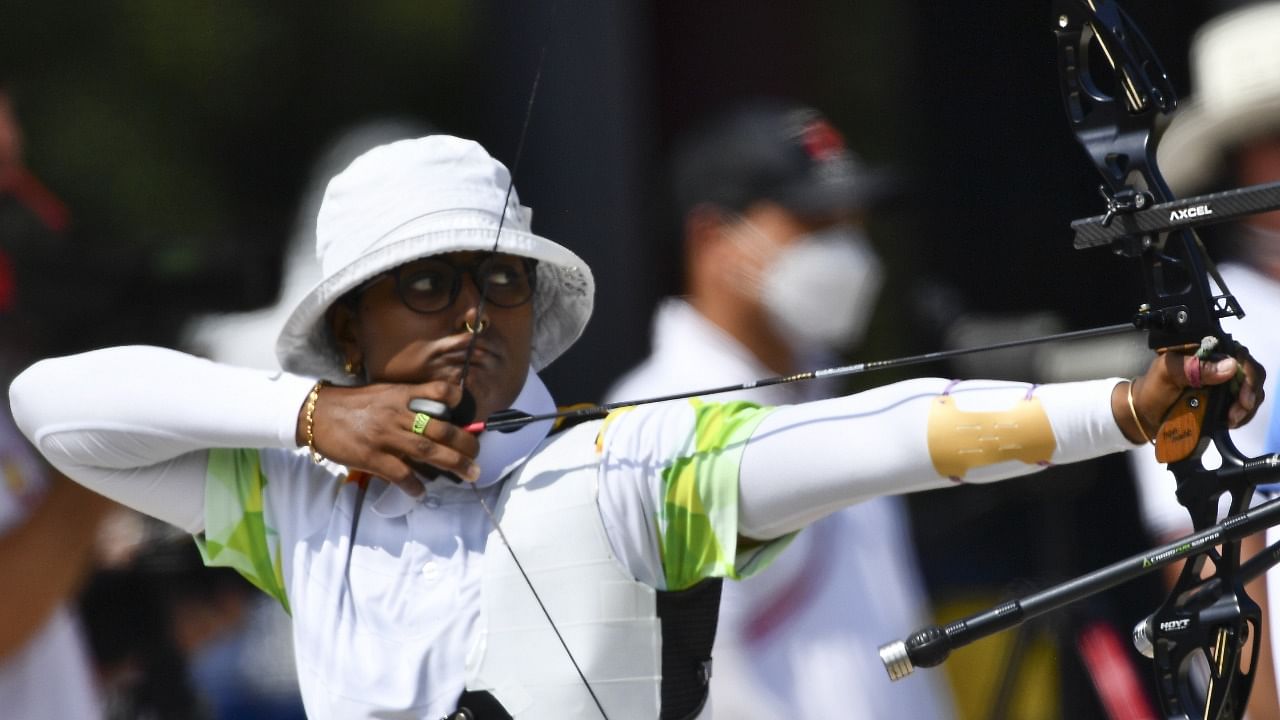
879, 2, 1280, 719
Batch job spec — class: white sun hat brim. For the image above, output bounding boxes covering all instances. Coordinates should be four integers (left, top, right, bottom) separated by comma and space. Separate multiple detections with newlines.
275, 136, 594, 382
1157, 3, 1280, 195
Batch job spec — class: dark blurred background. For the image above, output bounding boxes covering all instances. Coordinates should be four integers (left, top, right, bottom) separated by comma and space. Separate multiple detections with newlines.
0, 1, 1234, 717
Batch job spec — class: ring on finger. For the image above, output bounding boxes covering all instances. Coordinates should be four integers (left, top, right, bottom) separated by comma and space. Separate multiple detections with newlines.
412, 412, 431, 435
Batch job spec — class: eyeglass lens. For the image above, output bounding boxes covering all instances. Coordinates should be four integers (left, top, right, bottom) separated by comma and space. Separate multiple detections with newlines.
395, 255, 535, 313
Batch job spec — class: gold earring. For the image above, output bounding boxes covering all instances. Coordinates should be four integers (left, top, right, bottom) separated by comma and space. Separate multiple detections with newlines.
343, 359, 359, 375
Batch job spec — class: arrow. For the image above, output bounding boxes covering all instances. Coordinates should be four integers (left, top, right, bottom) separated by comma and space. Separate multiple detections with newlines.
463, 321, 1139, 434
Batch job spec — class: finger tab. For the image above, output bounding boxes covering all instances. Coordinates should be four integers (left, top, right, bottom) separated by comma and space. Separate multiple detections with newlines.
451, 389, 477, 426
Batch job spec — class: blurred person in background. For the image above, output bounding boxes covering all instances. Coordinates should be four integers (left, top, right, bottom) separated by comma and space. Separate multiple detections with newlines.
0, 83, 108, 720
1130, 3, 1280, 718
80, 542, 232, 720
606, 99, 955, 719
7, 133, 1262, 720
3, 81, 239, 720
0, 400, 110, 720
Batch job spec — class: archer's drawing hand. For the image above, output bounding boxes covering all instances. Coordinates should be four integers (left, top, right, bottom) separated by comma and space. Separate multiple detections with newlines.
296, 381, 481, 494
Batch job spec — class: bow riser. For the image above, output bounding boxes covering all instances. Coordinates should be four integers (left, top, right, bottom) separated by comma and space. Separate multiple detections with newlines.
1056, 1, 1260, 717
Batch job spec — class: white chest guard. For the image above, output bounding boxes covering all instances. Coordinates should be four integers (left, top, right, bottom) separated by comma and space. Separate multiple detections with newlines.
464, 422, 665, 719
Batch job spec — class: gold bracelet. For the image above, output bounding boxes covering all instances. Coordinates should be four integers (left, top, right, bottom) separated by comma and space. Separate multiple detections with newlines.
1126, 379, 1154, 445
304, 380, 327, 463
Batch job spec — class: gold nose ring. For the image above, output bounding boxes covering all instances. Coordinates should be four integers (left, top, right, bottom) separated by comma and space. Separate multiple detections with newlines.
465, 319, 488, 334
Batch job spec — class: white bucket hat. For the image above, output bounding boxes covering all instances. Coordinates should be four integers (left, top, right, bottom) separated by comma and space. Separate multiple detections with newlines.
275, 135, 594, 382
1157, 2, 1280, 194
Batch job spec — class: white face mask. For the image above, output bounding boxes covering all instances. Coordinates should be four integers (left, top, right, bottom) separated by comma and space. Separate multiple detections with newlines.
728, 220, 884, 351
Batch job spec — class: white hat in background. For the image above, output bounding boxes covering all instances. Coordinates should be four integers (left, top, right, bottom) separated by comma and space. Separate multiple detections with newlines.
182, 120, 429, 372
1158, 2, 1280, 194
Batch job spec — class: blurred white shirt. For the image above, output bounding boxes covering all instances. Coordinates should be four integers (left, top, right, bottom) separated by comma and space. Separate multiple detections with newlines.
0, 409, 101, 720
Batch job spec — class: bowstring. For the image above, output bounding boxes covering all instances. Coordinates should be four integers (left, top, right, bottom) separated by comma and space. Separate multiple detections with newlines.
456, 4, 610, 718
456, 60, 541, 384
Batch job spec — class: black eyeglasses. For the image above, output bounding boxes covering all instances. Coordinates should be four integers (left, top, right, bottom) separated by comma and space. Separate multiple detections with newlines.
379, 254, 538, 314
